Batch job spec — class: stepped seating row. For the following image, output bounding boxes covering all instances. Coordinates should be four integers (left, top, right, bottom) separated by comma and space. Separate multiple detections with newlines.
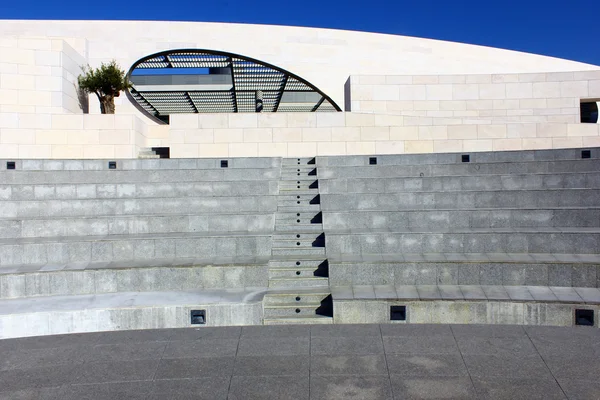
0, 168, 279, 184
318, 148, 597, 166
0, 181, 279, 200
324, 209, 600, 230
0, 160, 282, 268
319, 172, 600, 193
318, 159, 600, 179
318, 149, 600, 299
0, 157, 280, 171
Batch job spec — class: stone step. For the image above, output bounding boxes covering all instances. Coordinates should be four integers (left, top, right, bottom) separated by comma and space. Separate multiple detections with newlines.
263, 303, 323, 318
272, 239, 324, 249
263, 290, 331, 305
268, 276, 329, 287
276, 212, 321, 220
279, 183, 319, 191
268, 258, 327, 268
277, 194, 320, 202
274, 224, 323, 232
282, 158, 316, 166
276, 205, 322, 212
279, 175, 318, 181
276, 189, 319, 196
277, 199, 319, 207
268, 267, 323, 279
263, 315, 333, 325
272, 233, 323, 241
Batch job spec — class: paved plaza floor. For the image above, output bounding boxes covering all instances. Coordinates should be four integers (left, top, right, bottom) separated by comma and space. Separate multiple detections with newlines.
0, 324, 598, 399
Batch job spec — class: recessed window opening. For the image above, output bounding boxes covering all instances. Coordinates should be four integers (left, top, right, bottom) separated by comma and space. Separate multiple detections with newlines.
580, 101, 598, 123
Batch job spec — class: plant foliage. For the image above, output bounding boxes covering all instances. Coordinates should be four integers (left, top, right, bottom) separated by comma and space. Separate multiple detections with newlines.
78, 60, 131, 114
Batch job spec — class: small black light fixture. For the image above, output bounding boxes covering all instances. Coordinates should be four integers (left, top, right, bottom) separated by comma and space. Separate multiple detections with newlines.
108, 161, 117, 169
390, 305, 407, 321
190, 310, 206, 325
369, 157, 377, 165
581, 150, 591, 159
575, 309, 594, 326
461, 154, 470, 163
6, 161, 16, 170
220, 160, 228, 168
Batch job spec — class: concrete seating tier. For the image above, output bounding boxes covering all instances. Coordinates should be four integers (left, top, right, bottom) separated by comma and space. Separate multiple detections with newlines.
331, 284, 600, 325
0, 213, 274, 239
317, 148, 598, 167
1, 150, 599, 337
0, 157, 281, 171
0, 260, 270, 300
0, 289, 265, 339
319, 172, 600, 193
326, 253, 599, 287
323, 209, 600, 230
0, 233, 272, 266
318, 160, 600, 180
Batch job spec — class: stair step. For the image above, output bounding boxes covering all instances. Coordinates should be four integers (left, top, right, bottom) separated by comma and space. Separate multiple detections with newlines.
273, 233, 322, 241
277, 200, 319, 207
264, 303, 323, 318
276, 205, 322, 212
264, 315, 333, 325
272, 248, 326, 257
272, 240, 322, 249
269, 268, 323, 279
282, 158, 316, 165
278, 193, 320, 200
264, 291, 331, 305
268, 258, 327, 267
275, 224, 323, 232
268, 276, 329, 287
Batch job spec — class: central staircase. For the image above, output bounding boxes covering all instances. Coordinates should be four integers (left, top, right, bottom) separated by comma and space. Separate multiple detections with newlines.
263, 157, 333, 324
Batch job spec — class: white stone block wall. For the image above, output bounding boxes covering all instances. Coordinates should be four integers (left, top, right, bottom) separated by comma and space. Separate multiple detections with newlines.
0, 114, 150, 158
167, 113, 600, 158
349, 71, 600, 124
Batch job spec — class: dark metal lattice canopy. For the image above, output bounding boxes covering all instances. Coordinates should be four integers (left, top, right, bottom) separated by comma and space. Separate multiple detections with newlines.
127, 50, 341, 123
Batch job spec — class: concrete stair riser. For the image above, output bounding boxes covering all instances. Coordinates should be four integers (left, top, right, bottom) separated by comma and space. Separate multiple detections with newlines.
264, 316, 333, 325
325, 232, 600, 255
0, 182, 279, 201
323, 209, 600, 231
268, 277, 329, 288
263, 292, 330, 305
272, 248, 326, 256
268, 268, 323, 279
263, 304, 322, 318
319, 173, 600, 194
272, 240, 323, 249
320, 189, 600, 211
0, 169, 282, 184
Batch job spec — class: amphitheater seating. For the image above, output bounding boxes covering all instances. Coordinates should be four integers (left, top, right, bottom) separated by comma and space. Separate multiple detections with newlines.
0, 148, 599, 337
316, 148, 600, 325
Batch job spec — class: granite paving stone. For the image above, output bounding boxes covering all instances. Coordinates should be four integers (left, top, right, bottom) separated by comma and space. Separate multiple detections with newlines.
390, 376, 477, 399
557, 378, 600, 400
463, 353, 554, 379
471, 377, 566, 400
233, 355, 310, 376
228, 375, 309, 400
162, 339, 239, 359
310, 355, 388, 375
0, 324, 597, 399
237, 337, 310, 356
149, 377, 230, 400
55, 381, 153, 400
73, 359, 160, 384
386, 353, 469, 377
383, 335, 459, 355
311, 336, 384, 355
310, 375, 393, 400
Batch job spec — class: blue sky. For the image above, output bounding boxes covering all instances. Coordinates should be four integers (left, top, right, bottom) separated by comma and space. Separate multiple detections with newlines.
2, 0, 597, 66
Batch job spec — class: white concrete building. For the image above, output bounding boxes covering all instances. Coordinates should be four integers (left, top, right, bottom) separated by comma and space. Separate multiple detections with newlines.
1, 19, 600, 159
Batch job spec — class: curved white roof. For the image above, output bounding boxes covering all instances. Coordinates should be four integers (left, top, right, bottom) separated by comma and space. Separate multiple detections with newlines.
1, 20, 597, 107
